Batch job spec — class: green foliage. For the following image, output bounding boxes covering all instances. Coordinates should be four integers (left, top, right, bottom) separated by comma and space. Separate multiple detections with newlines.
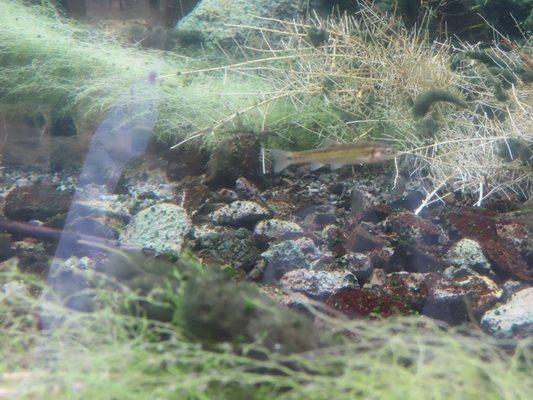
1, 253, 532, 399
0, 0, 275, 146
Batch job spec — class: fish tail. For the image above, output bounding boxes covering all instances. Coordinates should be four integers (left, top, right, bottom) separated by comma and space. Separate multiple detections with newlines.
270, 149, 293, 173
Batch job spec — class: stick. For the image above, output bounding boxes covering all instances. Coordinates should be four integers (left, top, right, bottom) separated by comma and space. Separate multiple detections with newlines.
0, 219, 138, 252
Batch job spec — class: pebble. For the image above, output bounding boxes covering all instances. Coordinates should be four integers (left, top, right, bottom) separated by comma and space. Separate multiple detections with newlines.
280, 269, 357, 299
481, 287, 533, 339
209, 200, 270, 227
120, 203, 191, 257
254, 219, 303, 240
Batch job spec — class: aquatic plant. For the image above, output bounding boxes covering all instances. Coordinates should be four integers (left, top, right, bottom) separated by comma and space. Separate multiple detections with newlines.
0, 0, 276, 143
412, 89, 468, 118
1, 254, 532, 399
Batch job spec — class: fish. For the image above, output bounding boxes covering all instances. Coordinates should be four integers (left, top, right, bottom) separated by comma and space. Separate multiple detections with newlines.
270, 140, 397, 173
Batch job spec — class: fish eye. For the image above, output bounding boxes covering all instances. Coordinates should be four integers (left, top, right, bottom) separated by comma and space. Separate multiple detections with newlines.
385, 148, 393, 154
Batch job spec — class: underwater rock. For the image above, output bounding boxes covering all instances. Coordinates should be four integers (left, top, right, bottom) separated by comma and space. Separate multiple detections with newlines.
4, 183, 73, 222
176, 0, 320, 49
327, 288, 412, 319
204, 134, 262, 189
165, 143, 210, 182
209, 200, 270, 228
502, 280, 528, 301
72, 185, 131, 221
481, 287, 533, 339
365, 270, 502, 324
259, 238, 322, 282
280, 268, 357, 300
192, 226, 259, 270
0, 234, 12, 262
344, 225, 389, 253
342, 252, 373, 283
387, 211, 446, 245
66, 216, 119, 240
182, 267, 320, 353
387, 243, 442, 273
447, 208, 532, 281
235, 177, 261, 199
444, 238, 496, 280
254, 219, 303, 240
12, 241, 49, 275
212, 188, 239, 203
120, 203, 191, 257
175, 176, 211, 212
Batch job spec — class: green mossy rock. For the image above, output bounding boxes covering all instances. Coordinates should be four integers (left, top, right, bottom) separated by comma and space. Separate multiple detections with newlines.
175, 0, 322, 49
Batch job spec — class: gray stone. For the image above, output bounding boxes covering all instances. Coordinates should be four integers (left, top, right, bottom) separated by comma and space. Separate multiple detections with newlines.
254, 219, 303, 240
176, 0, 321, 48
120, 203, 191, 256
445, 238, 496, 279
210, 201, 270, 227
343, 252, 373, 282
280, 269, 357, 299
260, 238, 321, 281
193, 226, 259, 269
481, 287, 533, 339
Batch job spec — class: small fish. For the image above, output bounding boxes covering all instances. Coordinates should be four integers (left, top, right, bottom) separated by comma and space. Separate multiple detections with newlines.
270, 141, 397, 173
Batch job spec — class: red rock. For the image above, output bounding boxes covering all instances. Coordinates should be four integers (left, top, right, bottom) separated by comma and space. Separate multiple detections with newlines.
448, 208, 532, 281
388, 211, 445, 245
326, 288, 411, 318
4, 183, 73, 222
365, 270, 502, 324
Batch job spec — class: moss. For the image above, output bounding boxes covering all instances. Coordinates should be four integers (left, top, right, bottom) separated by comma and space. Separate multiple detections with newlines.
487, 67, 517, 89
493, 82, 509, 102
463, 50, 500, 66
412, 89, 468, 118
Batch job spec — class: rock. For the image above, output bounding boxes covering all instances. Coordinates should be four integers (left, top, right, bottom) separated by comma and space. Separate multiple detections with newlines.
175, 176, 211, 212
323, 225, 345, 256
260, 238, 321, 282
176, 0, 320, 48
344, 225, 389, 252
387, 243, 442, 273
210, 200, 270, 227
280, 269, 357, 299
365, 270, 502, 324
254, 219, 303, 240
387, 211, 445, 245
165, 142, 210, 181
120, 203, 191, 257
66, 216, 119, 239
235, 177, 261, 199
326, 288, 412, 318
481, 288, 533, 339
193, 226, 259, 271
1, 280, 29, 304
444, 238, 496, 279
0, 234, 12, 262
204, 134, 262, 189
447, 208, 532, 281
12, 241, 50, 275
303, 211, 337, 231
342, 252, 373, 283
212, 188, 239, 203
4, 183, 72, 222
72, 185, 131, 221
502, 280, 528, 301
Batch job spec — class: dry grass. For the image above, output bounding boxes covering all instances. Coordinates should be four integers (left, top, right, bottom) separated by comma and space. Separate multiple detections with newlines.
192, 2, 533, 204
